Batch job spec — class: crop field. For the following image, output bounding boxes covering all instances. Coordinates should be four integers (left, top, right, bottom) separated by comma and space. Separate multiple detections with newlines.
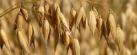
0, 0, 137, 55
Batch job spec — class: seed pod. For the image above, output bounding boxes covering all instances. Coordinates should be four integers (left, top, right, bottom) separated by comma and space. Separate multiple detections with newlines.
69, 38, 80, 55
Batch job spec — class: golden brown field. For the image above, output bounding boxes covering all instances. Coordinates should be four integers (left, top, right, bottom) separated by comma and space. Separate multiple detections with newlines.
0, 0, 137, 55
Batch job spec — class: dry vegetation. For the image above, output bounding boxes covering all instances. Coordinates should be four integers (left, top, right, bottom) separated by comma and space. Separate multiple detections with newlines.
0, 0, 137, 55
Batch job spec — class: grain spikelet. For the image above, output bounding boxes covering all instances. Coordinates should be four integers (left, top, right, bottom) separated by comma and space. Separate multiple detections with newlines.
62, 31, 70, 47
97, 17, 102, 30
57, 7, 69, 30
102, 14, 119, 50
20, 8, 28, 21
107, 13, 117, 38
2, 45, 13, 55
16, 9, 28, 28
93, 7, 99, 18
0, 18, 14, 49
69, 38, 80, 55
28, 23, 33, 44
38, 4, 45, 14
88, 9, 97, 35
121, 13, 127, 28
70, 9, 77, 26
116, 26, 126, 54
116, 27, 125, 44
44, 4, 49, 14
97, 17, 102, 38
107, 13, 119, 51
42, 19, 50, 42
17, 29, 30, 53
75, 7, 85, 28
0, 29, 12, 50
31, 20, 41, 38
70, 9, 76, 18
38, 4, 45, 21
71, 7, 85, 33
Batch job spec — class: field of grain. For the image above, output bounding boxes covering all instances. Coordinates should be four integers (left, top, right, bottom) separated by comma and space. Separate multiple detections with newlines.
0, 0, 137, 55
